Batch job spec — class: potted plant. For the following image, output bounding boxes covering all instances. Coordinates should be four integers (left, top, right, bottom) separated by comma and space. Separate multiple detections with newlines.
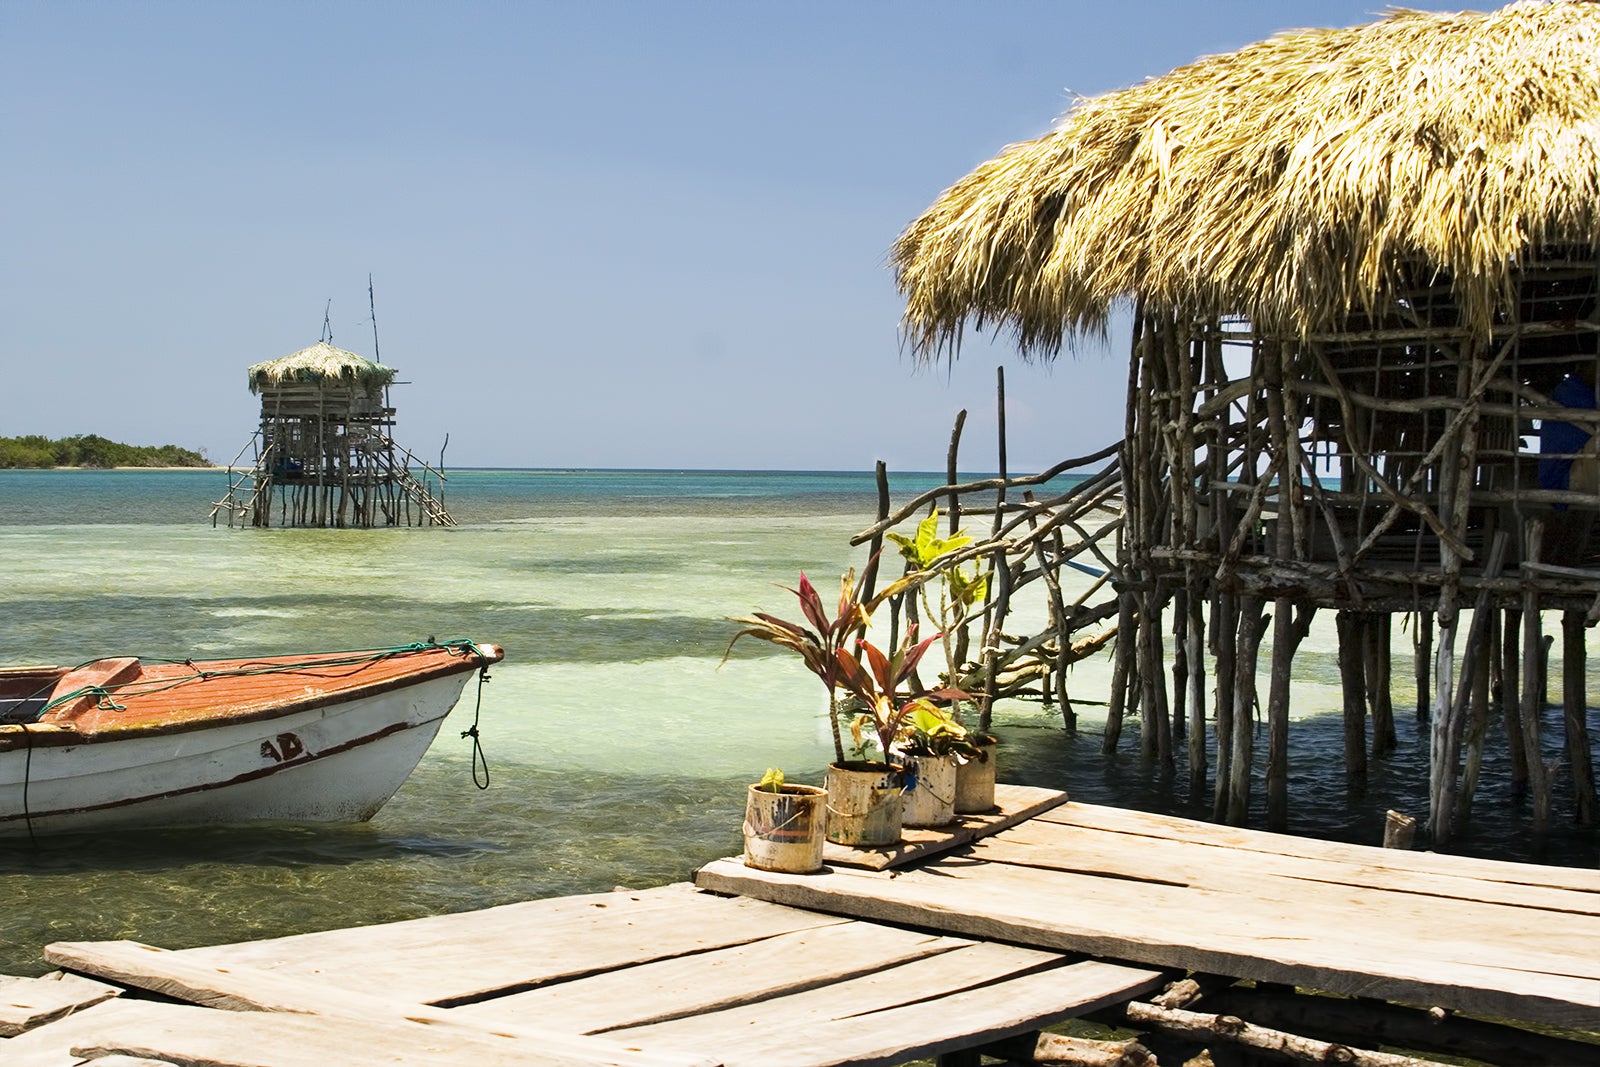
831, 626, 969, 842
896, 700, 979, 827
888, 508, 1001, 812
742, 767, 827, 873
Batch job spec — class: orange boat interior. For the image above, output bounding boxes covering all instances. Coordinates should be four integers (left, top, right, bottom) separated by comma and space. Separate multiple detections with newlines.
0, 643, 503, 740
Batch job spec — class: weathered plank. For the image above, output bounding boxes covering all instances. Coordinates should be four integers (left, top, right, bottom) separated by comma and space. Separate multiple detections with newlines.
982, 820, 1600, 923
0, 971, 121, 1037
821, 784, 1067, 870
616, 957, 1165, 1067
696, 838, 1600, 1031
2, 996, 680, 1067
43, 940, 716, 1067
457, 919, 974, 1034
173, 884, 845, 1006
1037, 802, 1600, 892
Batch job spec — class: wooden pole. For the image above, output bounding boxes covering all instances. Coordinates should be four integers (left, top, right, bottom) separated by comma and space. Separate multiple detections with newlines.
1502, 606, 1527, 798
1211, 590, 1236, 821
1337, 611, 1369, 786
1367, 613, 1396, 758
1266, 604, 1314, 832
1104, 592, 1136, 754
1562, 608, 1597, 827
1228, 597, 1265, 825
1186, 580, 1207, 800
1521, 521, 1553, 830
1414, 610, 1433, 724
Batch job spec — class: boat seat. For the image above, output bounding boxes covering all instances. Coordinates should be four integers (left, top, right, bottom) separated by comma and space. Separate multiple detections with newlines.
43, 657, 143, 721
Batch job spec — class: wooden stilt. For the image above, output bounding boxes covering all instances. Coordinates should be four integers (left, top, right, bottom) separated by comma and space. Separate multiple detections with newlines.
1211, 591, 1237, 822
1337, 610, 1369, 786
1368, 614, 1396, 757
1186, 583, 1207, 800
1105, 592, 1136, 754
1562, 609, 1596, 827
1502, 606, 1527, 799
1414, 611, 1433, 724
1227, 598, 1264, 825
1521, 522, 1552, 830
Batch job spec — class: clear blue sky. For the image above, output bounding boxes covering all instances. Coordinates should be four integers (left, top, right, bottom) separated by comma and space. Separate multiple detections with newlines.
0, 2, 1489, 471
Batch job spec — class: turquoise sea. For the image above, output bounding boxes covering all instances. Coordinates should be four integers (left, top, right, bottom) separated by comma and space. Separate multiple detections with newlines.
0, 468, 1594, 977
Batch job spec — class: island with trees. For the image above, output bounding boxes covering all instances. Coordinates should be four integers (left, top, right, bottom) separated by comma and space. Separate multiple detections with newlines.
0, 434, 211, 469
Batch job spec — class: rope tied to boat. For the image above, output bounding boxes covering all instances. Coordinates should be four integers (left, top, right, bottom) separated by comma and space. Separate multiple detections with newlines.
462, 663, 492, 790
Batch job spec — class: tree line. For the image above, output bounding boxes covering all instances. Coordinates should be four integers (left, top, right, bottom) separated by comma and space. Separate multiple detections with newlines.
0, 434, 210, 469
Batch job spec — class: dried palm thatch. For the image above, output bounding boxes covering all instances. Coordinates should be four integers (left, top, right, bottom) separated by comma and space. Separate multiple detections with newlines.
895, 0, 1600, 358
248, 341, 397, 394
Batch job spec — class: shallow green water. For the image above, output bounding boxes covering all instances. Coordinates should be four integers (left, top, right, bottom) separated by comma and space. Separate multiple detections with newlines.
0, 470, 1594, 976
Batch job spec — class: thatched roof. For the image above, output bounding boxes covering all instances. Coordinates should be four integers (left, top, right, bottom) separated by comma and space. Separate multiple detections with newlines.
894, 0, 1600, 358
247, 342, 396, 394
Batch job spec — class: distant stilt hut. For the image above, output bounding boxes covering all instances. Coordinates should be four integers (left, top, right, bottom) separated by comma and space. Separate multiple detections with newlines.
211, 341, 454, 528
893, 2, 1599, 843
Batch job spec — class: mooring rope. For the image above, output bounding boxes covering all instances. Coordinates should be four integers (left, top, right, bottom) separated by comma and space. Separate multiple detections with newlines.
461, 662, 492, 790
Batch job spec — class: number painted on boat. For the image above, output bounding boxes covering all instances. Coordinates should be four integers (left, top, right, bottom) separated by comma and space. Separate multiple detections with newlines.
260, 732, 306, 762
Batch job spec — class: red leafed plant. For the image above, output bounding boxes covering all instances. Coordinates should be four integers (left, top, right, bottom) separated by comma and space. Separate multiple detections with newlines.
723, 560, 916, 763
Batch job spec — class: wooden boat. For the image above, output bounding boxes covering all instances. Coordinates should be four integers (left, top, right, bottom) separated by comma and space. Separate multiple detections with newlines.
0, 640, 503, 838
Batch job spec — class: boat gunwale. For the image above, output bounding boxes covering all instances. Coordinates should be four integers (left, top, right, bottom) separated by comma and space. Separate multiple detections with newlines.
0, 644, 501, 749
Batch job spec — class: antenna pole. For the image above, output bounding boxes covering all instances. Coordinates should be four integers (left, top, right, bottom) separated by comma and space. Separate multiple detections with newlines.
322, 299, 333, 344
369, 273, 381, 363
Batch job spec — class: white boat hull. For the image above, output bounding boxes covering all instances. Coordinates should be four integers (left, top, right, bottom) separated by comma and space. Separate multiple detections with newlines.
0, 672, 473, 838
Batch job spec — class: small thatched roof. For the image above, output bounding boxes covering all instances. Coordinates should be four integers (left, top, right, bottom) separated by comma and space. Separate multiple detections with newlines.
894, 0, 1600, 358
247, 341, 396, 394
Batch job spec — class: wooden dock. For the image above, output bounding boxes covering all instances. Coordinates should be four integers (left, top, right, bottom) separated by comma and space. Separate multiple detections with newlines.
5, 787, 1600, 1065
4, 787, 1167, 1067
701, 799, 1600, 1033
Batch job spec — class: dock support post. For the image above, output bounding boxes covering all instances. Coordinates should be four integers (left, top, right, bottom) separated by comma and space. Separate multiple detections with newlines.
1562, 609, 1596, 827
1502, 607, 1527, 798
1414, 610, 1433, 724
1337, 610, 1369, 786
1368, 613, 1396, 757
1521, 521, 1552, 830
1227, 598, 1265, 825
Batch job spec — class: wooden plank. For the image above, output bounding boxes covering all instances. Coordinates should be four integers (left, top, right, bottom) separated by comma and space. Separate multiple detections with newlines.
43, 940, 716, 1067
1, 997, 682, 1067
612, 941, 1086, 1043
695, 854, 1600, 1031
821, 784, 1067, 870
0, 971, 121, 1037
981, 819, 1600, 920
617, 956, 1165, 1067
1038, 802, 1600, 893
174, 884, 846, 1006
457, 920, 975, 1034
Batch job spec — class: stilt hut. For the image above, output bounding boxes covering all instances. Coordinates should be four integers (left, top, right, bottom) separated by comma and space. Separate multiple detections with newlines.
893, 2, 1599, 843
212, 341, 454, 528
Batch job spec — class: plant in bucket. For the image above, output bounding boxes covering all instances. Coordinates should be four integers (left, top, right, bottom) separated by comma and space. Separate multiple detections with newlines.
832, 627, 969, 841
722, 562, 918, 849
895, 700, 979, 827
887, 507, 1000, 813
742, 768, 827, 873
